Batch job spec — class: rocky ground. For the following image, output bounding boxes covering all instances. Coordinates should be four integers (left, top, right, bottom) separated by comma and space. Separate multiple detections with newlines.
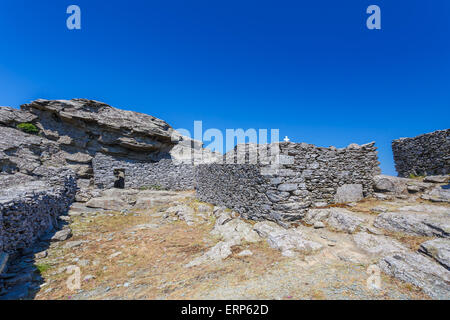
1, 176, 449, 300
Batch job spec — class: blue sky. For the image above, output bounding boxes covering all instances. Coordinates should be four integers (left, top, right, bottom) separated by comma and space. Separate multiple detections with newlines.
0, 1, 449, 175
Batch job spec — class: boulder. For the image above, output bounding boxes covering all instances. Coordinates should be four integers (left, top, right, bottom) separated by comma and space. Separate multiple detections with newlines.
374, 211, 450, 238
334, 184, 363, 203
50, 229, 72, 242
373, 175, 408, 194
419, 238, 450, 270
379, 252, 450, 300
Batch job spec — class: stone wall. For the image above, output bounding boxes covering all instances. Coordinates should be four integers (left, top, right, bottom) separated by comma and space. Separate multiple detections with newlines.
196, 141, 380, 222
392, 129, 450, 177
0, 168, 76, 255
92, 153, 195, 191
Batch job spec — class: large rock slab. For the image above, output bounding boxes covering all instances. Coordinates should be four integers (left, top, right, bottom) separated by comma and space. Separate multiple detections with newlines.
353, 232, 408, 256
304, 208, 366, 233
379, 252, 450, 299
86, 197, 129, 211
334, 184, 363, 203
374, 211, 450, 237
397, 204, 450, 215
424, 176, 450, 184
253, 221, 322, 257
419, 238, 450, 270
422, 185, 450, 203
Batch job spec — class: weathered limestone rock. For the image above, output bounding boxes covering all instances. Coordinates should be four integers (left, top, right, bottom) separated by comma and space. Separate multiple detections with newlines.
211, 218, 260, 244
165, 205, 197, 226
353, 232, 408, 256
419, 238, 450, 270
86, 197, 129, 211
0, 107, 36, 126
379, 252, 450, 300
304, 208, 366, 234
398, 204, 449, 215
50, 229, 72, 242
185, 241, 234, 267
374, 211, 450, 238
422, 185, 450, 203
424, 176, 450, 184
373, 175, 408, 194
0, 126, 62, 174
253, 221, 322, 257
334, 184, 363, 203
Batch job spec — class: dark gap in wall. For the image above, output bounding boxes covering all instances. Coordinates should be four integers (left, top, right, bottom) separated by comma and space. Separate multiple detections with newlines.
113, 168, 125, 189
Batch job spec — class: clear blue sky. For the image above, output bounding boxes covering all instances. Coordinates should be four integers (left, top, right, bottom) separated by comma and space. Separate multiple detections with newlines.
1, 1, 449, 175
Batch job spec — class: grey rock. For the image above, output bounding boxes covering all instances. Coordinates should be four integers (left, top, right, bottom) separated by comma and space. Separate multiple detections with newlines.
277, 184, 297, 192
237, 250, 253, 257
373, 175, 408, 194
35, 250, 48, 259
334, 184, 363, 203
422, 185, 450, 203
313, 221, 325, 229
86, 197, 129, 211
374, 211, 450, 237
379, 252, 450, 300
419, 238, 450, 270
423, 175, 450, 184
63, 240, 87, 249
166, 205, 197, 226
253, 221, 322, 257
211, 219, 260, 244
51, 229, 72, 242
305, 208, 366, 234
353, 232, 408, 256
398, 204, 449, 215
185, 241, 234, 267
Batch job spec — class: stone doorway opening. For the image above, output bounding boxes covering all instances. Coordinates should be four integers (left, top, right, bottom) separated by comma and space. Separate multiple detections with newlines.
113, 169, 125, 189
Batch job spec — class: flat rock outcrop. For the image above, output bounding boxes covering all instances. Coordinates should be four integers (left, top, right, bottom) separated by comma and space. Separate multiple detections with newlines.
379, 252, 450, 300
419, 238, 450, 270
374, 210, 450, 238
304, 208, 366, 234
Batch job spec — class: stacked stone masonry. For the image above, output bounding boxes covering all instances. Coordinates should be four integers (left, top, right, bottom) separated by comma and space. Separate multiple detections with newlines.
392, 129, 450, 177
196, 142, 380, 222
92, 153, 195, 190
0, 168, 76, 255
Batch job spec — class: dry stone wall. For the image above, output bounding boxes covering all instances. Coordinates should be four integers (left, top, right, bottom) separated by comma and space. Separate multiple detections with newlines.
92, 153, 195, 191
392, 129, 450, 177
196, 142, 380, 222
0, 168, 76, 255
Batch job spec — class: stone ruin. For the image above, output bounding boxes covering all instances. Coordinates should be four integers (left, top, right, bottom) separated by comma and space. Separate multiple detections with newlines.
195, 141, 380, 222
392, 129, 450, 177
0, 99, 447, 255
